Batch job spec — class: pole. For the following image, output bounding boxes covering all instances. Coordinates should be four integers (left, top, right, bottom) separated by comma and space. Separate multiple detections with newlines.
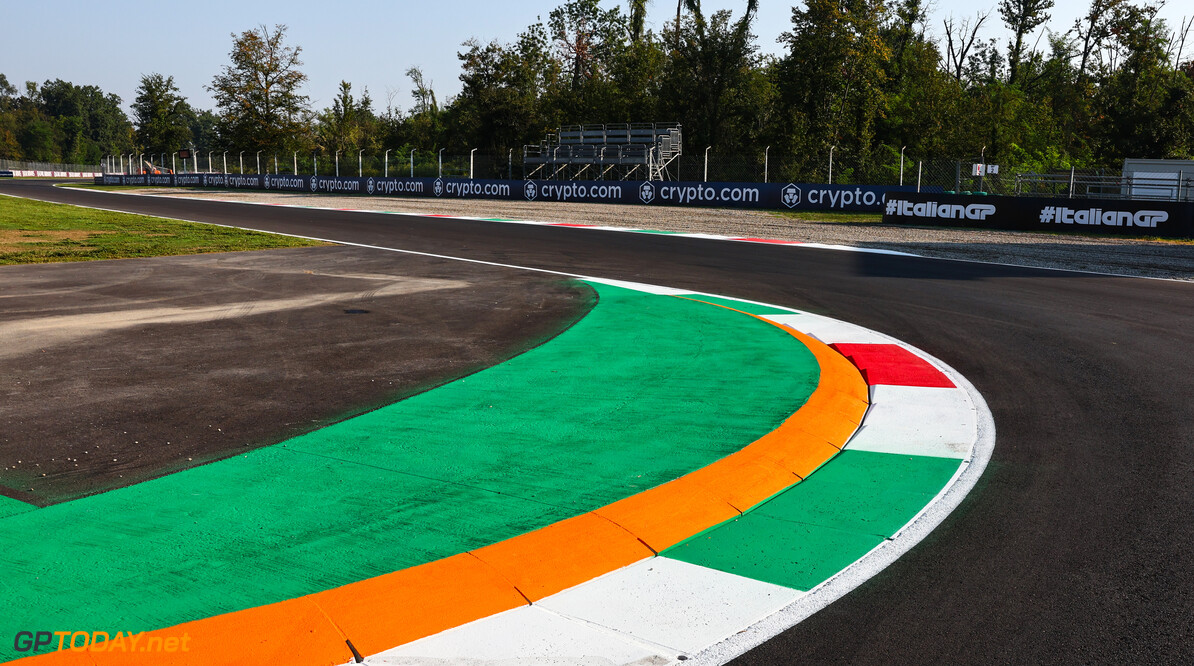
223, 152, 228, 174
172, 153, 177, 173
138, 154, 144, 174
335, 150, 340, 177
917, 161, 923, 193
438, 148, 445, 178
239, 151, 244, 174
410, 149, 415, 177
764, 146, 769, 183
1069, 167, 1076, 198
274, 154, 277, 175
828, 146, 835, 185
293, 151, 298, 175
384, 149, 391, 177
208, 152, 213, 173
1178, 170, 1184, 202
703, 146, 711, 182
508, 148, 513, 180
256, 151, 261, 174
314, 154, 318, 176
358, 149, 364, 177
900, 145, 906, 186
470, 148, 477, 179
978, 145, 986, 192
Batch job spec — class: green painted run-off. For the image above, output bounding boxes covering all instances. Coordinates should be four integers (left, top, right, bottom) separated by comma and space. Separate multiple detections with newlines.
0, 281, 818, 662
665, 450, 962, 590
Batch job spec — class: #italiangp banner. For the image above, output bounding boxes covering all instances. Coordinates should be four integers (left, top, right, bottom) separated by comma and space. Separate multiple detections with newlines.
882, 191, 1194, 238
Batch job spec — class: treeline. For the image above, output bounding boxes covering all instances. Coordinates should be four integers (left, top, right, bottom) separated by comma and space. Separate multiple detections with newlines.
2, 0, 1191, 181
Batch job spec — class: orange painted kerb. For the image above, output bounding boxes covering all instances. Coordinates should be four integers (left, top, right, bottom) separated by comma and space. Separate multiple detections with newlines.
20, 298, 868, 666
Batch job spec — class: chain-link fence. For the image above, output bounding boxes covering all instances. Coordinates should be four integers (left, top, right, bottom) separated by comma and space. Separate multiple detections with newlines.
153, 149, 1185, 201
1, 157, 102, 173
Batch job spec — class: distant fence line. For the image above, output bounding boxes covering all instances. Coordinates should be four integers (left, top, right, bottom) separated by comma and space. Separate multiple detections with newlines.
0, 157, 101, 174
90, 152, 1194, 204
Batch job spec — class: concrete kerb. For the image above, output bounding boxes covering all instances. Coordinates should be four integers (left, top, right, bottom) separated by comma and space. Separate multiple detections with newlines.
685, 341, 996, 666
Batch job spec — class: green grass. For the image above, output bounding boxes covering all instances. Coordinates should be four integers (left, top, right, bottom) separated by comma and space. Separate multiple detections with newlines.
0, 194, 324, 265
769, 210, 883, 224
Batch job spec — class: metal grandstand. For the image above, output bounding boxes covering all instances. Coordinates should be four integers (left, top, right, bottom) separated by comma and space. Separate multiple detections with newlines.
523, 123, 682, 180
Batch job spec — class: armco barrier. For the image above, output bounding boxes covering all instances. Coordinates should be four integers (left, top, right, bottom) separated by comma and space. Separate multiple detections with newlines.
883, 192, 1194, 239
93, 173, 928, 213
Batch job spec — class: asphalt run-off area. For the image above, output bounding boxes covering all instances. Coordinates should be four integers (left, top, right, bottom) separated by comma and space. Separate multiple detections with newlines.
0, 179, 1191, 665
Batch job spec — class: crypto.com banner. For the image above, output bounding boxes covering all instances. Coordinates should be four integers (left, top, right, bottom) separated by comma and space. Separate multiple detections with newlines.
882, 192, 1194, 238
95, 173, 923, 212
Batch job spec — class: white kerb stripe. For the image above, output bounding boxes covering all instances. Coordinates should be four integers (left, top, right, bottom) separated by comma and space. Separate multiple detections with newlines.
361, 604, 673, 665
537, 557, 803, 655
844, 384, 977, 459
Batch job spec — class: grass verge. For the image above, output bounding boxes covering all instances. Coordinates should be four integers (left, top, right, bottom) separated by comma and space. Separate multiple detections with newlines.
0, 194, 324, 265
770, 210, 883, 224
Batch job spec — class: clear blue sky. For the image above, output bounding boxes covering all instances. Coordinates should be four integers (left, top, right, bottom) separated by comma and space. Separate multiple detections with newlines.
1, 1, 1189, 116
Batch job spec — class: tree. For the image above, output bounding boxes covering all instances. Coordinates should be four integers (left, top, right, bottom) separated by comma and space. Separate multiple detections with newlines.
662, 1, 766, 151
777, 0, 890, 179
999, 0, 1054, 86
404, 66, 443, 150
208, 24, 310, 151
629, 0, 649, 43
133, 73, 193, 156
549, 0, 626, 91
943, 12, 990, 82
315, 81, 380, 155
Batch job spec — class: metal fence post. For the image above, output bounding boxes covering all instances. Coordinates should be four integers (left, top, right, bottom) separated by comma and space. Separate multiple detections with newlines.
470, 148, 477, 179
917, 161, 923, 193
703, 146, 711, 182
410, 149, 415, 178
359, 149, 364, 177
438, 148, 444, 178
1069, 167, 1076, 198
508, 149, 513, 180
828, 146, 836, 185
764, 146, 769, 183
900, 145, 906, 186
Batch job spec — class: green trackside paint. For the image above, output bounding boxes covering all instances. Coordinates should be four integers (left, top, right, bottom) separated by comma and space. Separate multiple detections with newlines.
664, 450, 962, 591
677, 294, 798, 316
0, 495, 32, 518
0, 281, 818, 662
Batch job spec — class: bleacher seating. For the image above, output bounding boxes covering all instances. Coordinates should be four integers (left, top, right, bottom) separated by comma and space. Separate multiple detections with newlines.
523, 123, 682, 180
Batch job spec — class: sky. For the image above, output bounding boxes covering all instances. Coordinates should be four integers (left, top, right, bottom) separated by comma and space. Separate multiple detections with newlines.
2, 0, 1190, 117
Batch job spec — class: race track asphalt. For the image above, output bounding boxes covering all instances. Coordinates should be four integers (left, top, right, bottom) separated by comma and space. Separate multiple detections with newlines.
4, 180, 1192, 664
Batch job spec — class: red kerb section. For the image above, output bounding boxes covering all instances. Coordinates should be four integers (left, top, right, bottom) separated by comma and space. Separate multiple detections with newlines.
830, 343, 955, 388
